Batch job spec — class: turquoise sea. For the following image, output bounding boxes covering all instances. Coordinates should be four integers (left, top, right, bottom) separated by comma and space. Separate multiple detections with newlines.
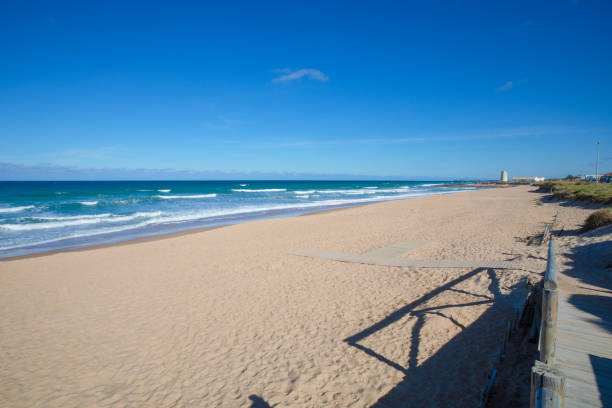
0, 180, 475, 258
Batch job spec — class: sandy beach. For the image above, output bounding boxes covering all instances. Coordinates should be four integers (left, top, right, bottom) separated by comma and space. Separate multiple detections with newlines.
0, 186, 598, 407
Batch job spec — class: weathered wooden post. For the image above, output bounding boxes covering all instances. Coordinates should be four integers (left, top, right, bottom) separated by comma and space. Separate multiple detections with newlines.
539, 238, 558, 365
530, 361, 565, 408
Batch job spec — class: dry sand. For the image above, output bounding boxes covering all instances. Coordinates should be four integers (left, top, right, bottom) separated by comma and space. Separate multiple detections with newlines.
0, 186, 597, 407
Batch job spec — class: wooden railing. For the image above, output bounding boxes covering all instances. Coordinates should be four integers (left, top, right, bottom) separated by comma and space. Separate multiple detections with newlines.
540, 213, 558, 245
530, 238, 566, 408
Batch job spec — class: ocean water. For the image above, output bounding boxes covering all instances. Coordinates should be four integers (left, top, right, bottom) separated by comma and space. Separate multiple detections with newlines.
0, 180, 475, 258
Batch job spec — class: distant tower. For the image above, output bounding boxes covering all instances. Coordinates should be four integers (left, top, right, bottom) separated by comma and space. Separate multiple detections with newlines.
501, 170, 508, 182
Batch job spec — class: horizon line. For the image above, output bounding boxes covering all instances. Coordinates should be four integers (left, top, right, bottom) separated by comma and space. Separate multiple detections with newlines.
0, 178, 485, 182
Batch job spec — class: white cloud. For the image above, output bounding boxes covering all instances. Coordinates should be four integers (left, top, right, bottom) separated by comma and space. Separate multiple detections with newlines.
496, 81, 514, 92
0, 162, 426, 181
272, 68, 329, 83
61, 146, 126, 159
202, 116, 241, 130
495, 79, 527, 92
258, 126, 590, 148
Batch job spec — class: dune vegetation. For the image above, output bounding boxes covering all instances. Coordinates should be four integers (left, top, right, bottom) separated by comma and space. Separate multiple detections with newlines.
582, 208, 612, 233
538, 181, 612, 204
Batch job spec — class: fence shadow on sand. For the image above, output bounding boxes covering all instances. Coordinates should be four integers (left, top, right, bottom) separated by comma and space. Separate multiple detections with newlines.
343, 267, 525, 407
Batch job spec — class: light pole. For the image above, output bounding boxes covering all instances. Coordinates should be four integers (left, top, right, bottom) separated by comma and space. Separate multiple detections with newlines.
596, 141, 600, 183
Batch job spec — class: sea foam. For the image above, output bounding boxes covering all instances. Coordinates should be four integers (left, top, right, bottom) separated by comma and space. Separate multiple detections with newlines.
1, 212, 162, 231
0, 205, 35, 214
231, 189, 287, 192
154, 194, 217, 199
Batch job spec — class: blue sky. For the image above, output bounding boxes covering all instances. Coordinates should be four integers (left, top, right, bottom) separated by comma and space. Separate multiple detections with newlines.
1, 0, 611, 180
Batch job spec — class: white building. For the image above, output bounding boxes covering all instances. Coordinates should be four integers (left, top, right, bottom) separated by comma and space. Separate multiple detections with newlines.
512, 176, 546, 183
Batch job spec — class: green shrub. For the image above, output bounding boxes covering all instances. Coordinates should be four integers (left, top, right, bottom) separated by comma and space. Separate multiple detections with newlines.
582, 208, 612, 233
536, 181, 612, 204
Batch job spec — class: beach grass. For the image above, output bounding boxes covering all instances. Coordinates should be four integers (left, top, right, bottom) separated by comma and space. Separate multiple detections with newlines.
537, 181, 612, 204
582, 208, 612, 232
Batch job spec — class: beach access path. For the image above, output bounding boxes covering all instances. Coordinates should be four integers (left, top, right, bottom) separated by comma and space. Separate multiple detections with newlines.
555, 231, 612, 408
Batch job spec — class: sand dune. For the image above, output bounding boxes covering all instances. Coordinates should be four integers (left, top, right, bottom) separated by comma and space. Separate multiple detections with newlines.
0, 186, 594, 407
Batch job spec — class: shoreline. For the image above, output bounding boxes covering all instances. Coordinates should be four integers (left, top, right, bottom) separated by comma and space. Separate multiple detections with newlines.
0, 224, 226, 262
0, 205, 352, 262
0, 190, 469, 261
